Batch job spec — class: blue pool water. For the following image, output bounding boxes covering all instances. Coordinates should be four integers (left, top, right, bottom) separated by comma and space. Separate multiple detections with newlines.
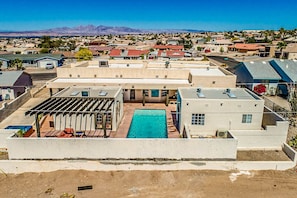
5, 125, 32, 133
127, 109, 167, 138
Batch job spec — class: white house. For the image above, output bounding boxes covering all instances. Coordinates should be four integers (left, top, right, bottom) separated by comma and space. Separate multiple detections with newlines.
176, 87, 289, 150
177, 87, 264, 137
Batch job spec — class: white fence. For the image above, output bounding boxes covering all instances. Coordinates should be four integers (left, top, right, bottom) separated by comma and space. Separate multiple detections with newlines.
6, 137, 237, 160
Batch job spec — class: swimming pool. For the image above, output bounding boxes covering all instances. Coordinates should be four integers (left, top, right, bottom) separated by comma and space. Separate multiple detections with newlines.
127, 109, 168, 138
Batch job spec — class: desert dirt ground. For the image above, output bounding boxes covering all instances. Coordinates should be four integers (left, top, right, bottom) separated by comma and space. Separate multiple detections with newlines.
1, 169, 297, 198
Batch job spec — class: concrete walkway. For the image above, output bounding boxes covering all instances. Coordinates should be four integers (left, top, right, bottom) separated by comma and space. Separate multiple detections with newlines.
0, 98, 47, 128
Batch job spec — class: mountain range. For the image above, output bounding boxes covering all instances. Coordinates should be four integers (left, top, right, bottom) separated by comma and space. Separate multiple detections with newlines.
0, 25, 206, 37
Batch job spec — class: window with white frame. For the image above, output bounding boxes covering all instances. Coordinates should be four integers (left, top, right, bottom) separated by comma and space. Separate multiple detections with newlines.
242, 114, 252, 123
191, 114, 205, 125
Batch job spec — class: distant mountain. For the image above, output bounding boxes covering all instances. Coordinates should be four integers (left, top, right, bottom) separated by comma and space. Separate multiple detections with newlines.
0, 25, 207, 37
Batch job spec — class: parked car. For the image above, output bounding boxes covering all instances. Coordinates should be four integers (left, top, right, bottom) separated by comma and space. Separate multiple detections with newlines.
45, 63, 54, 69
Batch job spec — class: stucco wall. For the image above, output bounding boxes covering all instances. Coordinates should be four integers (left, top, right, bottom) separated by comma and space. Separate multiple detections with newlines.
0, 89, 31, 122
229, 120, 289, 149
0, 129, 16, 148
191, 75, 236, 88
7, 138, 238, 160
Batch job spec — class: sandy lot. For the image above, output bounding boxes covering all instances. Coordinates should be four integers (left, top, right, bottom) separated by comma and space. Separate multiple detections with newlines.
1, 169, 297, 198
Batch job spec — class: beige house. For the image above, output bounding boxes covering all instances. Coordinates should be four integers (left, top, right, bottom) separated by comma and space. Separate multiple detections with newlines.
282, 43, 297, 60
177, 87, 289, 149
47, 60, 236, 105
177, 87, 264, 136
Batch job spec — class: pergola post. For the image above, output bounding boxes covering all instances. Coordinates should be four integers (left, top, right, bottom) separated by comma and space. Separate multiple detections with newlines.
102, 113, 107, 138
165, 90, 169, 106
142, 90, 146, 106
35, 113, 41, 138
49, 88, 53, 96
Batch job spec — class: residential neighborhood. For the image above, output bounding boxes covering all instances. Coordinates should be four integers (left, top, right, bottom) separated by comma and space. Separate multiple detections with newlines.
1, 27, 297, 196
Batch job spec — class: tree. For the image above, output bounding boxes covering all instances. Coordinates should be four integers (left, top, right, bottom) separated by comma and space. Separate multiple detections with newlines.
10, 59, 23, 70
277, 41, 287, 52
40, 48, 50, 54
220, 47, 224, 54
0, 61, 2, 70
247, 36, 256, 43
75, 48, 93, 61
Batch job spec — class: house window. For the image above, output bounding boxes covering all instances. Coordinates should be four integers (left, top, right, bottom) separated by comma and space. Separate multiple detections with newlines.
151, 90, 159, 97
242, 114, 252, 123
191, 114, 205, 125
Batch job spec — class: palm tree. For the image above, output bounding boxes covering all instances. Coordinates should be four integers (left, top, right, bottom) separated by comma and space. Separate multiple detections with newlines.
277, 41, 287, 58
277, 41, 287, 51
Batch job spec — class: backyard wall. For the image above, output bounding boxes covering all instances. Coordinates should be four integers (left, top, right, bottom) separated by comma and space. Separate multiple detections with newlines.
0, 88, 31, 122
229, 120, 289, 150
6, 138, 237, 160
0, 129, 17, 148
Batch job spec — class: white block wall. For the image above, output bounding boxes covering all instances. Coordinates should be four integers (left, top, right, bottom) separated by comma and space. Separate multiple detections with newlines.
7, 138, 238, 160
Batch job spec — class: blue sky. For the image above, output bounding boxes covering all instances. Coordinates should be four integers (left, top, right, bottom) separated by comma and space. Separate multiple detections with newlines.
0, 0, 296, 31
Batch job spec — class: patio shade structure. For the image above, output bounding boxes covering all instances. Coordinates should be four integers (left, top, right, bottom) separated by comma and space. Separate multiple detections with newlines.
25, 97, 114, 138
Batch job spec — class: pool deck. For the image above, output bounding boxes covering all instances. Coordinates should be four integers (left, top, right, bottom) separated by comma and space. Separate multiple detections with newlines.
31, 103, 180, 138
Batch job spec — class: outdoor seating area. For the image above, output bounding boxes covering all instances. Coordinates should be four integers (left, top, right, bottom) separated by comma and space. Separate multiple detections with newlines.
28, 103, 180, 138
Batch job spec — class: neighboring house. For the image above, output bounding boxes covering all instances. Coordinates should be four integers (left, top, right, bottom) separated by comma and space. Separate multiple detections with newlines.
0, 54, 64, 68
0, 71, 32, 100
46, 60, 236, 105
269, 59, 297, 97
23, 48, 40, 55
176, 87, 288, 150
166, 39, 182, 45
109, 49, 149, 60
228, 43, 265, 54
88, 46, 114, 56
157, 50, 185, 60
204, 39, 233, 53
282, 43, 297, 60
154, 45, 184, 51
270, 59, 297, 83
234, 61, 281, 95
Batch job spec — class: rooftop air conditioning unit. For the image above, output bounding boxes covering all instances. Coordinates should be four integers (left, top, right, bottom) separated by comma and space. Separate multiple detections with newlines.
216, 130, 228, 138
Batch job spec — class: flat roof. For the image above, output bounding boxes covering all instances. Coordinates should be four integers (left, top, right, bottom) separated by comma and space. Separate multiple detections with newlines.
55, 86, 121, 98
178, 88, 261, 100
88, 63, 144, 68
190, 68, 225, 76
53, 78, 189, 85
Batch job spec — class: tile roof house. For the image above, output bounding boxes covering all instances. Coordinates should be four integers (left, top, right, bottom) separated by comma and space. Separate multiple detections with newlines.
228, 43, 265, 54
157, 50, 185, 60
234, 61, 281, 95
109, 49, 149, 60
154, 45, 184, 51
0, 71, 32, 100
88, 46, 114, 56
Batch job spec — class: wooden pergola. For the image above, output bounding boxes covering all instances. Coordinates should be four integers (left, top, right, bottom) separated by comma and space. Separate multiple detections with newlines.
25, 97, 115, 138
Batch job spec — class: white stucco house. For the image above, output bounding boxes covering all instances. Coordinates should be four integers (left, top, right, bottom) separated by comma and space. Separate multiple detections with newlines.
177, 87, 289, 149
